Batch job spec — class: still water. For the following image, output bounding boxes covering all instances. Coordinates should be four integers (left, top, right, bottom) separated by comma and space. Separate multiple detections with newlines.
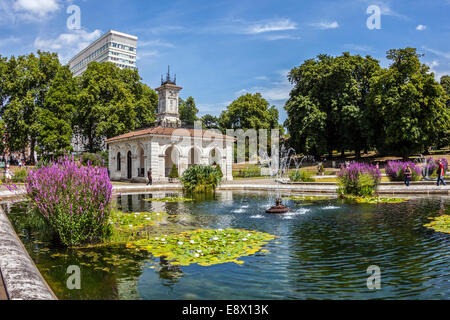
4, 191, 450, 300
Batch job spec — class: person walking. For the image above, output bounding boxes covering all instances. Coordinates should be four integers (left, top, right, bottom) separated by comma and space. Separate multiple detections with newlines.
437, 160, 447, 186
147, 168, 153, 186
404, 165, 412, 187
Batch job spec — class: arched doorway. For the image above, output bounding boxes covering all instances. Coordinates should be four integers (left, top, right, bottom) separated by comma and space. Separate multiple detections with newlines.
165, 146, 179, 177
127, 151, 132, 179
188, 147, 201, 168
138, 147, 145, 177
209, 148, 221, 166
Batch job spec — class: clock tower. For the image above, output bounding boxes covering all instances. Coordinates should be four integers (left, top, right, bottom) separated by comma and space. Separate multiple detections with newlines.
155, 66, 182, 128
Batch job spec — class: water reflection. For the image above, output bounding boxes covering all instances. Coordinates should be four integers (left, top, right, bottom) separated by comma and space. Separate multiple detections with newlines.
4, 192, 450, 300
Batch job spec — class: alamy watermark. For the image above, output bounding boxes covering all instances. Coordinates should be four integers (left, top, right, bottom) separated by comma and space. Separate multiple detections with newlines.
67, 265, 81, 290
367, 265, 381, 290
67, 4, 82, 30
366, 5, 382, 30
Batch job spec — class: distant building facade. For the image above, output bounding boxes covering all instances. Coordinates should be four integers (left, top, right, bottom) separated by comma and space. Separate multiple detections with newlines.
68, 30, 137, 77
106, 69, 234, 182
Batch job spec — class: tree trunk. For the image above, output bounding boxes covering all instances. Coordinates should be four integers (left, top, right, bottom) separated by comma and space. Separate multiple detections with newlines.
29, 138, 36, 165
355, 149, 361, 160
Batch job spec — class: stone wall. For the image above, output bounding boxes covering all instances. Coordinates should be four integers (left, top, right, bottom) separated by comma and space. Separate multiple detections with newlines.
0, 207, 56, 300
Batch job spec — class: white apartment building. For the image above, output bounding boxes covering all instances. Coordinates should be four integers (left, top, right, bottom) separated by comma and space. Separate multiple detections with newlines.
68, 30, 138, 77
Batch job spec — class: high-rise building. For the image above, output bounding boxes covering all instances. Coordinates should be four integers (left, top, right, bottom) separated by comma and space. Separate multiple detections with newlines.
68, 30, 137, 77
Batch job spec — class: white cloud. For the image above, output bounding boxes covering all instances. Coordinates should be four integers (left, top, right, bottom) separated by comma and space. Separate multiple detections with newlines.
422, 46, 450, 60
416, 24, 427, 31
342, 44, 374, 53
13, 0, 60, 17
136, 49, 159, 61
0, 0, 61, 23
265, 34, 300, 41
244, 19, 297, 34
140, 39, 175, 48
34, 29, 102, 63
313, 21, 339, 30
236, 70, 292, 102
0, 36, 20, 47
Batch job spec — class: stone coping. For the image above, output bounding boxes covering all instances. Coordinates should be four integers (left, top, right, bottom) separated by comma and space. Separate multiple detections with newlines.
2, 181, 450, 199
0, 207, 56, 300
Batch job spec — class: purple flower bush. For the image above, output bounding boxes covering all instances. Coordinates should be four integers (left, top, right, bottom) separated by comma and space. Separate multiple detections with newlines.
338, 162, 381, 196
25, 156, 113, 247
385, 161, 422, 182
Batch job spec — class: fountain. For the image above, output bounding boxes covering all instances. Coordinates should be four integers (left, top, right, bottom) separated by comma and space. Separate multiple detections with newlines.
260, 145, 316, 214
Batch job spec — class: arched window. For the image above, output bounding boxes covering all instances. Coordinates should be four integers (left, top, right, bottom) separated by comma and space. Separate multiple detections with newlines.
117, 152, 121, 171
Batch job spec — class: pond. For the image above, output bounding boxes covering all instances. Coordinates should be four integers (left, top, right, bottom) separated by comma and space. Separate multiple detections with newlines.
4, 191, 450, 300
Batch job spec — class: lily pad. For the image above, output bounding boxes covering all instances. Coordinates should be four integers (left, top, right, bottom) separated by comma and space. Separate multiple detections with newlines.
345, 196, 409, 204
129, 228, 276, 267
143, 197, 193, 203
424, 215, 450, 234
283, 195, 334, 201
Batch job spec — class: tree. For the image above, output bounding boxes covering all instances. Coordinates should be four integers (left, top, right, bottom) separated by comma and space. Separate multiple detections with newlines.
220, 93, 279, 130
37, 65, 78, 159
441, 75, 450, 108
75, 62, 158, 153
285, 53, 381, 159
0, 51, 60, 163
179, 96, 199, 126
201, 114, 220, 130
367, 48, 450, 159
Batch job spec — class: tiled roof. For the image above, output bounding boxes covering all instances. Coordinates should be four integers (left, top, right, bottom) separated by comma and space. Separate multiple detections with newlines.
106, 126, 234, 143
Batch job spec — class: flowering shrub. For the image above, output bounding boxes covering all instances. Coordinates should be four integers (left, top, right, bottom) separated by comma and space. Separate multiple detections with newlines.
385, 161, 422, 181
338, 163, 381, 197
25, 156, 113, 247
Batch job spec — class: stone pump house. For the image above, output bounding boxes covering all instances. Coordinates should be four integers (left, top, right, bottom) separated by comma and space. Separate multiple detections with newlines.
106, 69, 234, 182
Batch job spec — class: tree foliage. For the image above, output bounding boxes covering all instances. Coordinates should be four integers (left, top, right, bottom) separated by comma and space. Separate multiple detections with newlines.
220, 93, 279, 130
367, 48, 449, 158
179, 96, 199, 126
285, 48, 450, 159
285, 52, 381, 158
0, 53, 159, 159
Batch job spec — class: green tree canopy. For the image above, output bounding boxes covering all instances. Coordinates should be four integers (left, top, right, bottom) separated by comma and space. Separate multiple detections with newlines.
75, 62, 158, 152
220, 93, 279, 130
0, 51, 60, 163
441, 75, 450, 108
285, 52, 381, 158
179, 96, 199, 126
367, 48, 450, 158
201, 114, 220, 130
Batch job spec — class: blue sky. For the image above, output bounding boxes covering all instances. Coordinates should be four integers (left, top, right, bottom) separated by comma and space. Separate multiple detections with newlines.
0, 0, 449, 123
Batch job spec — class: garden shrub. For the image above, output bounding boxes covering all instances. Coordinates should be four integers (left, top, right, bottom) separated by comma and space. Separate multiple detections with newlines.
385, 161, 422, 181
338, 162, 381, 197
25, 156, 113, 247
81, 152, 105, 168
169, 164, 179, 179
236, 166, 261, 178
181, 165, 223, 193
289, 170, 315, 182
12, 168, 28, 183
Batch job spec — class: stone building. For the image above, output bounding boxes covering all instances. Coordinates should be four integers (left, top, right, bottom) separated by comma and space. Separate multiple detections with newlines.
106, 69, 234, 182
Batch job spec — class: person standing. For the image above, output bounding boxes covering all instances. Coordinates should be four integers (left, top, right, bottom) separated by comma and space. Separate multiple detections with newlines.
404, 165, 412, 187
147, 168, 153, 186
437, 160, 447, 186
